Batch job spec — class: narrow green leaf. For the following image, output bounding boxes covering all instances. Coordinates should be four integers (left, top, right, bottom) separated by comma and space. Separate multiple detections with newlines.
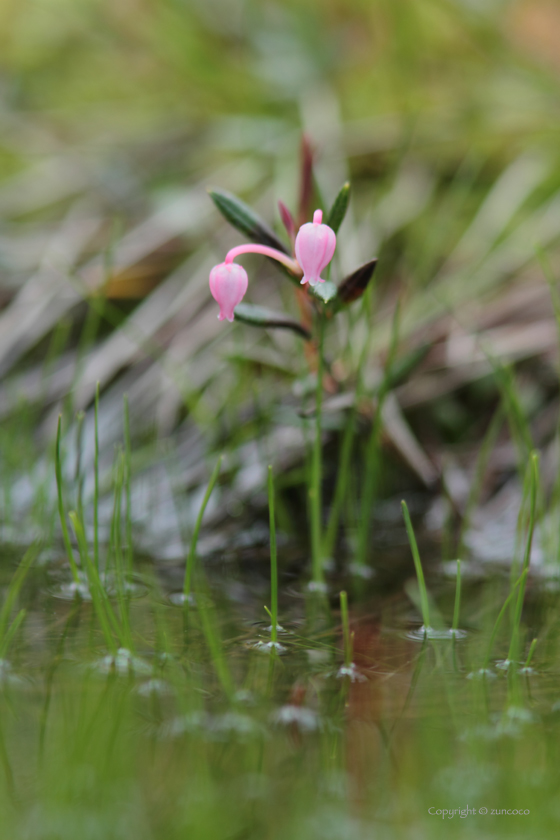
326, 182, 351, 234
234, 303, 311, 339
208, 188, 290, 254
336, 259, 378, 306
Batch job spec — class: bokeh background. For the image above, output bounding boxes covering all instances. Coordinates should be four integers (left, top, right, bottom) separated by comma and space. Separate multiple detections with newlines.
1, 0, 560, 564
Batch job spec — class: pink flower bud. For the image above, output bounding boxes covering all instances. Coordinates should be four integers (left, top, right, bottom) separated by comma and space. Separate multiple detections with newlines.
295, 209, 336, 286
209, 262, 248, 322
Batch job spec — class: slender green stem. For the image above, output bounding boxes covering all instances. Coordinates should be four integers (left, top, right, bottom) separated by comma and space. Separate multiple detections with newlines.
310, 311, 325, 585
537, 248, 560, 563
508, 451, 539, 663
452, 559, 461, 631
69, 511, 119, 652
401, 500, 430, 630
110, 451, 129, 635
183, 455, 223, 599
323, 408, 356, 561
75, 410, 86, 523
356, 301, 401, 569
457, 407, 503, 560
94, 382, 100, 572
268, 466, 278, 643
510, 456, 533, 585
195, 581, 234, 701
0, 610, 26, 661
524, 638, 538, 669
323, 293, 373, 559
0, 543, 38, 649
123, 394, 133, 578
493, 363, 533, 478
55, 416, 80, 584
109, 451, 125, 577
482, 570, 528, 671
340, 591, 352, 668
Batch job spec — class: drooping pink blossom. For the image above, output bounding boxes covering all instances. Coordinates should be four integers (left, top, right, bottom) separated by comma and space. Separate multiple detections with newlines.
209, 243, 302, 323
295, 209, 336, 286
209, 262, 249, 322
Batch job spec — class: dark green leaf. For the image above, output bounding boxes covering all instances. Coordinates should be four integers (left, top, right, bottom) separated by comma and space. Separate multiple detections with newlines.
336, 259, 377, 306
208, 188, 290, 255
234, 303, 311, 339
326, 182, 351, 234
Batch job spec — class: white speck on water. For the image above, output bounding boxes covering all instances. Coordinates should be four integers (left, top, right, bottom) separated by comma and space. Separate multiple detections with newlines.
271, 704, 321, 731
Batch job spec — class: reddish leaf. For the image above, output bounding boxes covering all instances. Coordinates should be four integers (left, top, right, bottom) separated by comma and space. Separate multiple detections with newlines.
297, 135, 315, 227
336, 259, 378, 305
278, 200, 296, 242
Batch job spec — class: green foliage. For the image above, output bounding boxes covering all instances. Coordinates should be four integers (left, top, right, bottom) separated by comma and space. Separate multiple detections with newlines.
326, 182, 351, 234
208, 189, 290, 254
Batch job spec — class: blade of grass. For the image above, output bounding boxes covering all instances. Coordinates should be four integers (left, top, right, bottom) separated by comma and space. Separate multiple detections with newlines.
108, 450, 131, 640
68, 511, 121, 653
401, 500, 431, 630
75, 410, 85, 523
524, 638, 538, 669
323, 289, 374, 562
94, 382, 100, 572
507, 451, 539, 663
268, 466, 278, 644
356, 299, 401, 572
0, 543, 39, 646
195, 582, 234, 702
123, 394, 133, 578
457, 406, 504, 560
536, 246, 560, 564
183, 455, 223, 601
55, 415, 80, 585
482, 569, 528, 671
0, 610, 26, 662
452, 559, 461, 633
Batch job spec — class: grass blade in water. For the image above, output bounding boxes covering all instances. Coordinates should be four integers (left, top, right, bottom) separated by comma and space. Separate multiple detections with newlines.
401, 500, 431, 631
508, 451, 539, 664
55, 416, 80, 585
183, 455, 223, 601
268, 465, 278, 644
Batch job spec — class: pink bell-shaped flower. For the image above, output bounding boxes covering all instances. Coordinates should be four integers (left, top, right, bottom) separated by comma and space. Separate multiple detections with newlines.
209, 262, 248, 322
295, 209, 336, 286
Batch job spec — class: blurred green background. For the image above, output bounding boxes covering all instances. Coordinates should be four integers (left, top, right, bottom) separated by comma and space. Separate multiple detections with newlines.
1, 0, 558, 165
1, 0, 560, 551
